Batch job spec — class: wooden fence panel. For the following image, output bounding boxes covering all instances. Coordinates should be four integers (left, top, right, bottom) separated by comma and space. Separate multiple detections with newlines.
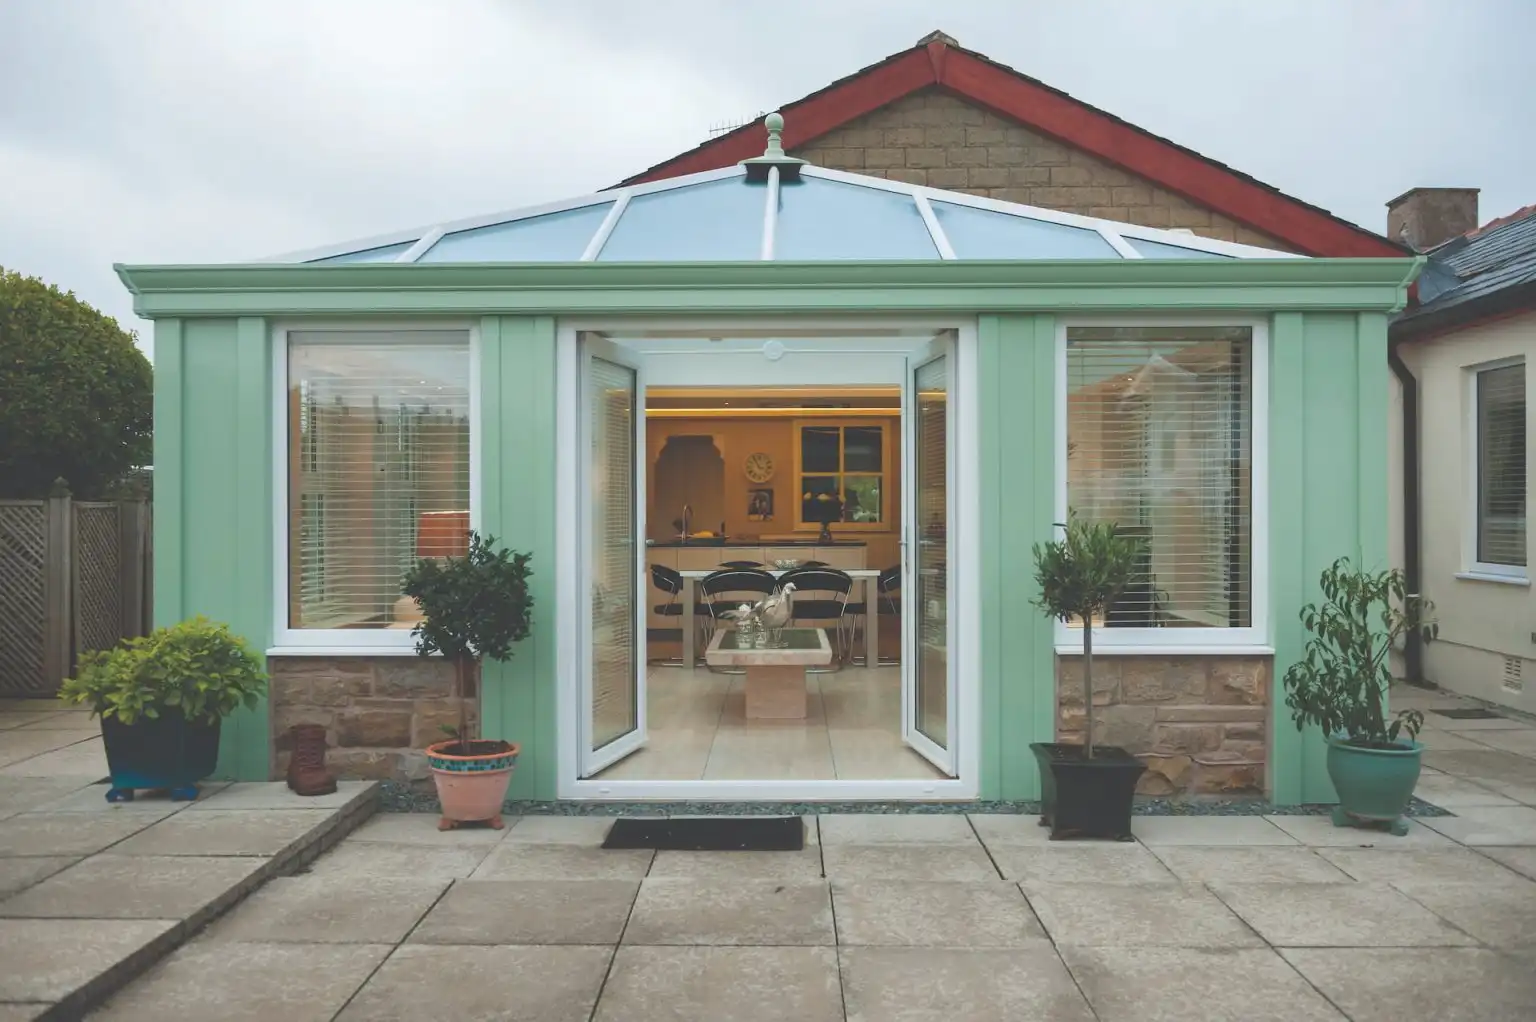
0, 502, 48, 695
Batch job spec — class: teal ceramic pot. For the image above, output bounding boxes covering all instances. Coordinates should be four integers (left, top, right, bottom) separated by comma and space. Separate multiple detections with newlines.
1326, 735, 1423, 826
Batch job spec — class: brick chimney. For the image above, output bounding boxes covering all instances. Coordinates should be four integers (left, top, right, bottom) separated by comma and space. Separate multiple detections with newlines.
1387, 187, 1480, 251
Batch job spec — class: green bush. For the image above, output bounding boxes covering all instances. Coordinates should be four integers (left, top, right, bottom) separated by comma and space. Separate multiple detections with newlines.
59, 617, 267, 725
0, 267, 153, 498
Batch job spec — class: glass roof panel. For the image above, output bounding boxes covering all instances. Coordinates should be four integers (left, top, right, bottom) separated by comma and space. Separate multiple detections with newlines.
774, 178, 937, 260
598, 177, 766, 261
307, 241, 415, 264
1125, 237, 1231, 259
932, 201, 1118, 259
419, 202, 613, 263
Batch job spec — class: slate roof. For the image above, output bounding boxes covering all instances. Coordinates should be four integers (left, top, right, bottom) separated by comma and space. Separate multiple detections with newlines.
1396, 204, 1536, 333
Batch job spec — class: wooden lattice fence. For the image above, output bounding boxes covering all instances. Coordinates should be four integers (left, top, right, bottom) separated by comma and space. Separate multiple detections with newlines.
0, 493, 150, 697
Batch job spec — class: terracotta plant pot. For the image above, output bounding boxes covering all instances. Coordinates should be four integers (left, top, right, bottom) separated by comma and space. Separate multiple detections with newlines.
425, 739, 520, 831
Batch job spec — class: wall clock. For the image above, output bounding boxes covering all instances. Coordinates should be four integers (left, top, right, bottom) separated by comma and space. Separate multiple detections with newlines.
743, 451, 775, 483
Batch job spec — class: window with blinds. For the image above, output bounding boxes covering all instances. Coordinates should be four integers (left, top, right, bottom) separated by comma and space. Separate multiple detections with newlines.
287, 331, 471, 630
1476, 362, 1526, 569
1065, 326, 1253, 630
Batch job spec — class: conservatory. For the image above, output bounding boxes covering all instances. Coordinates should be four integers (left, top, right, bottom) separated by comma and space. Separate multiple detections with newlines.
117, 116, 1420, 804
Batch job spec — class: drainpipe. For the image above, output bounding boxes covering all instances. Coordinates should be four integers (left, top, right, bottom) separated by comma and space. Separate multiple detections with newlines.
1388, 337, 1425, 684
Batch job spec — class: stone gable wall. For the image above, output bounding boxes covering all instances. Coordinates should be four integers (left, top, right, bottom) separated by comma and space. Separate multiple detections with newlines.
268, 657, 479, 783
1055, 654, 1270, 796
790, 89, 1293, 251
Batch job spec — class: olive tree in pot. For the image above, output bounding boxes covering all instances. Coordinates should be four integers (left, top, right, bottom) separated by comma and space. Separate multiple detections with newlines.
59, 617, 266, 803
1030, 517, 1147, 840
1282, 557, 1436, 836
402, 531, 533, 831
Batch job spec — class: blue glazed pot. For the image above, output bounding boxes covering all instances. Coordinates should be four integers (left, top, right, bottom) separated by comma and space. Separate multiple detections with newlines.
1326, 735, 1423, 826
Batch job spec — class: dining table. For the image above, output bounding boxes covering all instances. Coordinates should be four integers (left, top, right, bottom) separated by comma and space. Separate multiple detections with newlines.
677, 567, 884, 670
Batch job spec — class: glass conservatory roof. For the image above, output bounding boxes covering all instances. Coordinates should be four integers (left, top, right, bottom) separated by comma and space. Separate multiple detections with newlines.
273, 135, 1300, 266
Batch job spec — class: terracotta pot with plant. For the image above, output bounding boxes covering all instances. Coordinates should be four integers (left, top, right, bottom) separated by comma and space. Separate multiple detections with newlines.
402, 531, 533, 831
1029, 517, 1148, 840
1283, 557, 1436, 836
59, 616, 267, 803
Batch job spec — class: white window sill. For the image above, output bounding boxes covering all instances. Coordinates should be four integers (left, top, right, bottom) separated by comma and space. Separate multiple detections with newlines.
1454, 571, 1531, 587
265, 646, 433, 658
1053, 644, 1276, 656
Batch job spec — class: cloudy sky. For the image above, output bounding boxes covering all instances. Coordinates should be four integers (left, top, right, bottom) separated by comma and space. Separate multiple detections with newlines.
2, 0, 1531, 352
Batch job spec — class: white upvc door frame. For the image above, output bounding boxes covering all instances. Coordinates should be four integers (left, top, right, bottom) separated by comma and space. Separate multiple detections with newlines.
901, 333, 958, 774
576, 332, 649, 775
555, 317, 981, 801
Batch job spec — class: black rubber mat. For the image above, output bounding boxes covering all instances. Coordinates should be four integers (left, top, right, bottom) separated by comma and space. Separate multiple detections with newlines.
601, 816, 804, 851
1432, 708, 1505, 720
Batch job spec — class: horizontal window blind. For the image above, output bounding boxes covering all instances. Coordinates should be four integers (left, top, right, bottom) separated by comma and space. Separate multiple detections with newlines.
589, 355, 637, 749
1066, 326, 1252, 630
1477, 363, 1526, 568
287, 332, 471, 630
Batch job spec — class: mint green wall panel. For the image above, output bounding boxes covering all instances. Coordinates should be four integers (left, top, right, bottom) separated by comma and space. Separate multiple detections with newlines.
978, 314, 1057, 800
156, 318, 273, 780
477, 316, 559, 800
1269, 311, 1388, 804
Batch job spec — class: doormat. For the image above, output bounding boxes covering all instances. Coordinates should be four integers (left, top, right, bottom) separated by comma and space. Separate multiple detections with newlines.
602, 816, 804, 851
1433, 707, 1505, 720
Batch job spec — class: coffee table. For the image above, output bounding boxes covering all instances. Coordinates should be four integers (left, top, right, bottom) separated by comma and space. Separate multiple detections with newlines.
704, 627, 833, 720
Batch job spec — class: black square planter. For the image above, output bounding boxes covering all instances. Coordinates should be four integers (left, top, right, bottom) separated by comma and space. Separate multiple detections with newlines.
1031, 742, 1146, 841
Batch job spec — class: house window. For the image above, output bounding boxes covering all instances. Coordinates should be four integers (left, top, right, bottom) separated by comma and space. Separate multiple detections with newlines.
793, 421, 889, 530
1063, 325, 1259, 643
284, 329, 472, 636
1473, 361, 1526, 574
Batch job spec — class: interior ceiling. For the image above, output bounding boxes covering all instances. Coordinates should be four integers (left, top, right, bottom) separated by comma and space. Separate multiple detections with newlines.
646, 386, 899, 409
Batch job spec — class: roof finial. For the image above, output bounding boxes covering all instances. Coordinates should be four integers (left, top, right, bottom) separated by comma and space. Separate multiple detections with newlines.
740, 111, 806, 182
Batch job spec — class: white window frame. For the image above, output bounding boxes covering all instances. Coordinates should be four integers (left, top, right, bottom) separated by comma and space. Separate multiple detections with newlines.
269, 321, 481, 655
1463, 356, 1527, 583
1054, 316, 1270, 654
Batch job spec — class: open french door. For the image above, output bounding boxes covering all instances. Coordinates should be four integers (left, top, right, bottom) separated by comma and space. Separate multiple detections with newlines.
578, 333, 648, 775
901, 332, 957, 775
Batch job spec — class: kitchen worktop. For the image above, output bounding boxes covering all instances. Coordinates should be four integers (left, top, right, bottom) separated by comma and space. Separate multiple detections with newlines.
646, 538, 867, 548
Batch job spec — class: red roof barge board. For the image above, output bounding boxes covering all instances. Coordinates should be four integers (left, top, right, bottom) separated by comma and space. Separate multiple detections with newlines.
622, 37, 1402, 259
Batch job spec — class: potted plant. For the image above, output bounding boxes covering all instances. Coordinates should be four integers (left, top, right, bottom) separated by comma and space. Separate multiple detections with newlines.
1282, 557, 1436, 835
1029, 517, 1147, 840
401, 531, 533, 831
58, 616, 266, 802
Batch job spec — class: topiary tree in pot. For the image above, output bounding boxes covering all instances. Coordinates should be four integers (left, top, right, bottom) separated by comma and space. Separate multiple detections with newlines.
401, 531, 532, 831
1030, 517, 1147, 840
1283, 557, 1436, 835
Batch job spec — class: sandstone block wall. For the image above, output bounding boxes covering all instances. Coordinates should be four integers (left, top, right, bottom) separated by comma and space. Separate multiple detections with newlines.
268, 657, 479, 783
790, 89, 1292, 251
1055, 654, 1270, 796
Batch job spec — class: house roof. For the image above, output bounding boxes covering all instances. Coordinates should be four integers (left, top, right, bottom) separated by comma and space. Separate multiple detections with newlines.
268, 159, 1300, 266
618, 31, 1404, 259
1394, 204, 1536, 338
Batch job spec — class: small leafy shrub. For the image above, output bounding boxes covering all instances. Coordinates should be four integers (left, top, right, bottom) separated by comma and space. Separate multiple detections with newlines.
1032, 517, 1143, 758
402, 532, 533, 754
1282, 558, 1437, 748
59, 617, 267, 725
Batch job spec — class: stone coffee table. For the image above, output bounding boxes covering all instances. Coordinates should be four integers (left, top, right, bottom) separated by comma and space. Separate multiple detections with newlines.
704, 627, 833, 719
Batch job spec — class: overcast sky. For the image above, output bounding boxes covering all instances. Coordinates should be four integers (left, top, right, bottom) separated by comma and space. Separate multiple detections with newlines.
2, 0, 1531, 353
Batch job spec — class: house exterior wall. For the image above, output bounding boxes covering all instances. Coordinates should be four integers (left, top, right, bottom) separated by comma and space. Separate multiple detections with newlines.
1394, 310, 1536, 713
789, 89, 1295, 252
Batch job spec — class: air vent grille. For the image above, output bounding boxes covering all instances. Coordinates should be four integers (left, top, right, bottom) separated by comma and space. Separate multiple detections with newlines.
1503, 655, 1524, 694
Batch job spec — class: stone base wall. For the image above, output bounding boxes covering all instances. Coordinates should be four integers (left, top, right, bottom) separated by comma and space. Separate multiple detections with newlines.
268, 658, 479, 783
1055, 655, 1270, 796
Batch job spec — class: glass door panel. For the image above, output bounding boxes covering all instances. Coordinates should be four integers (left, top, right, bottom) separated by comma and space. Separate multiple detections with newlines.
581, 333, 646, 774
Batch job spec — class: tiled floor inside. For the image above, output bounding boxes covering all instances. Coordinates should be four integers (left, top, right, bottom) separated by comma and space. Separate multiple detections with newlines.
593, 665, 946, 782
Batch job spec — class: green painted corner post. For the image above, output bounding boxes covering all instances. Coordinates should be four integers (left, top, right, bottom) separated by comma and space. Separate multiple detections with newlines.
151, 319, 185, 631
477, 316, 559, 800
978, 314, 1057, 801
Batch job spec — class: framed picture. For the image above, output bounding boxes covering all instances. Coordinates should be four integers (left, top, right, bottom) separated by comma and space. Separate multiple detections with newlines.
747, 488, 774, 521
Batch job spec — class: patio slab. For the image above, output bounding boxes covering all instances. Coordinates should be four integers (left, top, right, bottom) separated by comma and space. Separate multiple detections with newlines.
1060, 946, 1346, 1022
204, 875, 448, 944
1021, 881, 1262, 947
1282, 947, 1536, 1022
830, 880, 1046, 947
24, 783, 203, 817
967, 812, 1056, 846
1394, 880, 1536, 947
304, 839, 491, 881
1148, 846, 1354, 884
1410, 771, 1520, 807
184, 781, 369, 812
109, 809, 337, 857
345, 811, 507, 846
1318, 847, 1531, 885
0, 918, 176, 1005
649, 848, 825, 880
470, 842, 654, 880
1424, 749, 1536, 787
817, 813, 975, 845
0, 854, 269, 922
0, 737, 107, 778
595, 946, 841, 1022
624, 878, 834, 946
1418, 805, 1536, 845
1478, 845, 1536, 880
89, 940, 391, 1022
1131, 816, 1297, 846
0, 814, 150, 857
0, 856, 79, 899
336, 944, 612, 1022
1262, 814, 1454, 847
988, 843, 1177, 884
820, 842, 999, 881
0, 778, 92, 820
1210, 881, 1478, 946
410, 879, 638, 945
839, 946, 1094, 1022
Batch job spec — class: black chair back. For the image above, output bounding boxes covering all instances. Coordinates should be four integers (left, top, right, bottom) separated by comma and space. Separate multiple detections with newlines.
779, 566, 852, 622
699, 567, 777, 617
650, 564, 683, 597
802, 560, 828, 567
877, 564, 901, 614
719, 560, 763, 569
